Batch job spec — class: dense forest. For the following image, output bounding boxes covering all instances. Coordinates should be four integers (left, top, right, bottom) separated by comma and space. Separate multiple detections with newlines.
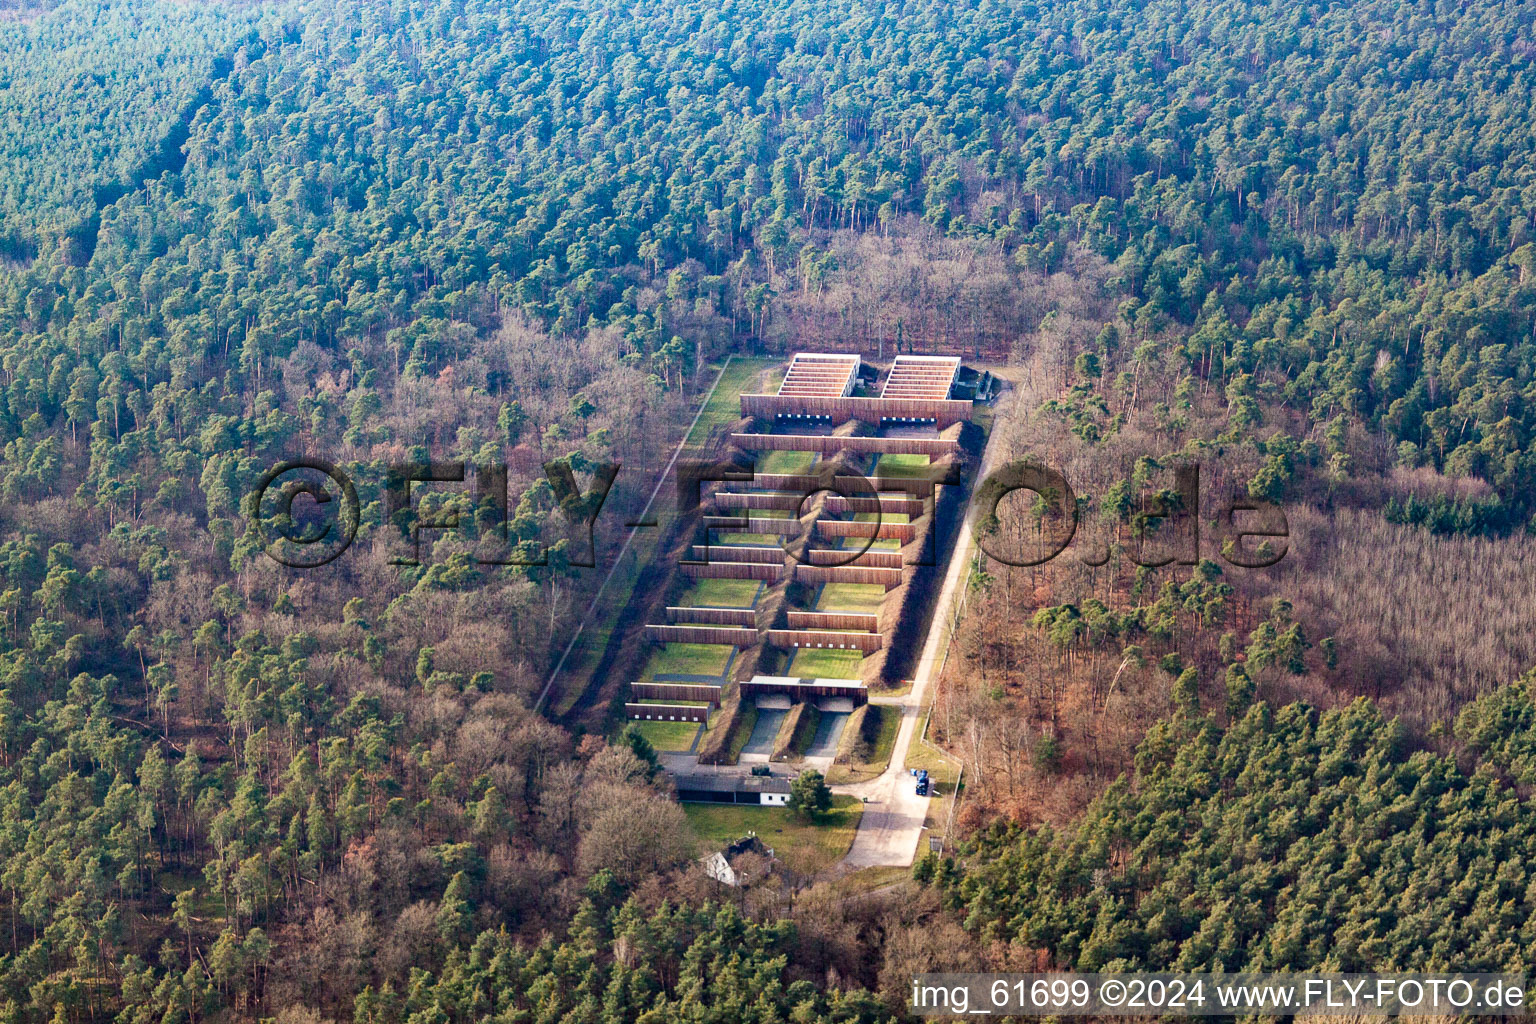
1, 0, 1536, 1018
924, 677, 1536, 972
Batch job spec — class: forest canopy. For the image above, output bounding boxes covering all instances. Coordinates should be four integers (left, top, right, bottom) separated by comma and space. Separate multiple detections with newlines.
0, 0, 1535, 1018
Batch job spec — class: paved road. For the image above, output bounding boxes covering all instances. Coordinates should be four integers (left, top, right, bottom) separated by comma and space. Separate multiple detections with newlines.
837, 427, 1002, 868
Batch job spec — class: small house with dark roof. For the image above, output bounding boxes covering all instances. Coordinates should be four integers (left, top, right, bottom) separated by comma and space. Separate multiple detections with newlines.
701, 833, 777, 886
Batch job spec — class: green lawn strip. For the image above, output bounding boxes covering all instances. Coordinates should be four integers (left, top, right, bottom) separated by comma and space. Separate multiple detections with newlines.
714, 510, 791, 546
683, 795, 863, 876
788, 647, 865, 678
757, 449, 818, 475
629, 719, 701, 752
816, 583, 886, 614
874, 453, 931, 480
688, 357, 780, 447
726, 705, 759, 761
840, 535, 901, 551
635, 698, 711, 706
714, 534, 783, 546
772, 703, 819, 760
681, 578, 761, 608
825, 704, 902, 784
641, 643, 734, 680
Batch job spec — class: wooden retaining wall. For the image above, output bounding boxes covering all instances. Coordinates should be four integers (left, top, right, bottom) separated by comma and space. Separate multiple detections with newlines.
816, 519, 917, 542
751, 473, 936, 498
805, 548, 903, 568
688, 544, 783, 564
644, 624, 759, 645
630, 682, 723, 704
730, 433, 961, 457
704, 515, 801, 534
715, 492, 924, 516
793, 564, 904, 587
666, 606, 757, 626
713, 492, 814, 512
821, 496, 927, 516
739, 394, 972, 427
766, 629, 883, 652
626, 703, 709, 723
682, 562, 782, 581
786, 611, 880, 631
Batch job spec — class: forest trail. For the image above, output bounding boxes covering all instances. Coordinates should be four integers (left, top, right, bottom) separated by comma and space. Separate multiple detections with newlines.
536, 357, 738, 712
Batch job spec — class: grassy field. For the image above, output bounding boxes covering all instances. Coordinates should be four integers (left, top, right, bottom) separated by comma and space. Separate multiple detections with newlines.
683, 795, 863, 876
817, 582, 887, 614
874, 452, 931, 478
630, 719, 701, 752
715, 511, 791, 546
682, 578, 761, 608
757, 449, 817, 474
641, 643, 734, 679
687, 357, 780, 447
840, 534, 901, 551
788, 647, 865, 678
825, 704, 902, 784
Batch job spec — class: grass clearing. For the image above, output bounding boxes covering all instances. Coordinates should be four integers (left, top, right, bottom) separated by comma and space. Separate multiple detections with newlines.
758, 449, 817, 475
715, 534, 781, 546
688, 357, 780, 447
874, 452, 931, 479
788, 647, 865, 678
629, 719, 701, 752
642, 643, 734, 679
816, 583, 887, 614
682, 578, 761, 608
841, 535, 901, 551
832, 865, 914, 897
683, 795, 862, 876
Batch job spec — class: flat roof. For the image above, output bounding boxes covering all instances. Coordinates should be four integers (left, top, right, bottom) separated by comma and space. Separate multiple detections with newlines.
777, 353, 861, 398
744, 674, 866, 691
672, 773, 792, 794
880, 355, 961, 400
